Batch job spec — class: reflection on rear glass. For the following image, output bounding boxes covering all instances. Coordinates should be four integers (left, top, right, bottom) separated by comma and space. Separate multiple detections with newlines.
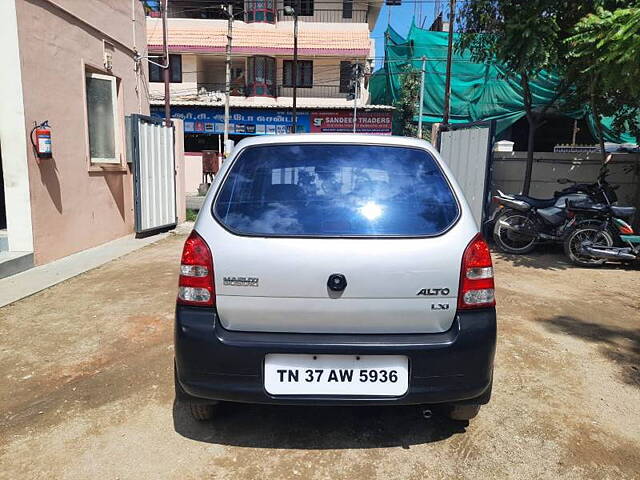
214, 144, 459, 236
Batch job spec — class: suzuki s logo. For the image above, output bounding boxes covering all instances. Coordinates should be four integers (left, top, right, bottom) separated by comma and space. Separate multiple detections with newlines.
417, 288, 450, 296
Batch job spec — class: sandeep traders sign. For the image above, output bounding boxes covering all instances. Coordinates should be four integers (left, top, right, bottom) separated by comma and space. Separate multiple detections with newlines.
310, 111, 392, 134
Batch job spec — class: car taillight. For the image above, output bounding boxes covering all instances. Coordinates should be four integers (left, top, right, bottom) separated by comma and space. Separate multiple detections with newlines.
458, 233, 495, 310
177, 231, 215, 306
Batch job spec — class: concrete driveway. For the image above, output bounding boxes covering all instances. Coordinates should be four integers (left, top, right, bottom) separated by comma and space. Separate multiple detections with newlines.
1, 233, 639, 479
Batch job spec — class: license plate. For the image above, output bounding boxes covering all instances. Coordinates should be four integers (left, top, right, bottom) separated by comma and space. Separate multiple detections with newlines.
264, 354, 409, 396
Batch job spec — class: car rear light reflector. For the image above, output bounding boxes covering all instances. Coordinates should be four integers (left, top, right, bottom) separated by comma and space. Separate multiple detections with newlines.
178, 286, 211, 303
466, 267, 493, 280
180, 265, 209, 277
463, 288, 495, 305
458, 233, 496, 310
177, 231, 215, 307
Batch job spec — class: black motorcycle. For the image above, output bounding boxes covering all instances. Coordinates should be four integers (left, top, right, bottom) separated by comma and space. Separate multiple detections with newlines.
490, 166, 618, 254
564, 201, 637, 267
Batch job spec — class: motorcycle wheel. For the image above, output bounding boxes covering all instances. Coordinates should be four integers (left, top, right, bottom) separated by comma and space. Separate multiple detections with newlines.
564, 226, 614, 267
493, 209, 537, 254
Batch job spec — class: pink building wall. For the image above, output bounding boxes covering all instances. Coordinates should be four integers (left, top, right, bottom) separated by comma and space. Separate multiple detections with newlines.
185, 153, 204, 194
174, 120, 187, 223
13, 0, 171, 265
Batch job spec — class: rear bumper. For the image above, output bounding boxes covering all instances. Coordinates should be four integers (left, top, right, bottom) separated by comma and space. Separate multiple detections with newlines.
175, 306, 496, 406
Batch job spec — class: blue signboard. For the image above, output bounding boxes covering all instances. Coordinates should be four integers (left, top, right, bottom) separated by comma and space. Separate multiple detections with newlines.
151, 107, 310, 135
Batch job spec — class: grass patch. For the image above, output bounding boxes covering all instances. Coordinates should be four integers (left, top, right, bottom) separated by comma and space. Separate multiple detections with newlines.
186, 209, 198, 222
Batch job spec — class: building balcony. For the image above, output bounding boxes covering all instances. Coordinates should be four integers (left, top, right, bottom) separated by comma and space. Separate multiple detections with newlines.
275, 8, 368, 23
193, 83, 359, 100
149, 82, 368, 110
159, 2, 370, 24
276, 85, 351, 99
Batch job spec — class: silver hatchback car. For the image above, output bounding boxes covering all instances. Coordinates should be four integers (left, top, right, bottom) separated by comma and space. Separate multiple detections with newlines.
174, 134, 496, 421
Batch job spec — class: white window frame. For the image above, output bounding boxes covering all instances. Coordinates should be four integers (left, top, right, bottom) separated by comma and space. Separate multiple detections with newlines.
85, 72, 120, 164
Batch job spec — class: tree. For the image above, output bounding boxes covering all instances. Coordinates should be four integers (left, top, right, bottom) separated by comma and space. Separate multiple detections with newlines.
457, 1, 597, 194
394, 66, 430, 141
565, 4, 640, 153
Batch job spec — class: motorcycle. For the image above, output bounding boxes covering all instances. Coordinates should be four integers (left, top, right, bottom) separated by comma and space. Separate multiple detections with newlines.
563, 201, 638, 267
490, 165, 618, 254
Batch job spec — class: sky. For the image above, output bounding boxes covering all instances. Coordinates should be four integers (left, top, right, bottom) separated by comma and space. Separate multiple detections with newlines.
371, 2, 438, 70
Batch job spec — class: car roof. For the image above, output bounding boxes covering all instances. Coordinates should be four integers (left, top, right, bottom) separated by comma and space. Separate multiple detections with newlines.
230, 134, 439, 156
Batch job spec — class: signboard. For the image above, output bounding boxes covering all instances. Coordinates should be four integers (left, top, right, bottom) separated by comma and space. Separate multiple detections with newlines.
151, 107, 310, 135
310, 111, 393, 135
151, 107, 393, 136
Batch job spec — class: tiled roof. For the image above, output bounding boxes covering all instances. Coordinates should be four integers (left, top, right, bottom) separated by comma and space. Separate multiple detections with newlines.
150, 98, 394, 110
147, 18, 371, 56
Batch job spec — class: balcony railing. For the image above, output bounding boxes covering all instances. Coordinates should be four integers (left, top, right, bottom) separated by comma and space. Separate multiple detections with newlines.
192, 83, 360, 100
276, 9, 368, 23
276, 85, 351, 99
198, 83, 247, 97
162, 5, 368, 23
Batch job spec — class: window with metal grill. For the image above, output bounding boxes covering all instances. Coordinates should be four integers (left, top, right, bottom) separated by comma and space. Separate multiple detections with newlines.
283, 0, 314, 16
149, 54, 182, 83
283, 60, 313, 88
342, 0, 353, 18
339, 61, 353, 93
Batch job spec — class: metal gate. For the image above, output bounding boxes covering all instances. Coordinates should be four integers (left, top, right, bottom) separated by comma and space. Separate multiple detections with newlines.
439, 121, 495, 230
128, 114, 177, 234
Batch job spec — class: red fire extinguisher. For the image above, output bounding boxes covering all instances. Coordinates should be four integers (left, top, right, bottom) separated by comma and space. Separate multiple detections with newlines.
30, 121, 52, 159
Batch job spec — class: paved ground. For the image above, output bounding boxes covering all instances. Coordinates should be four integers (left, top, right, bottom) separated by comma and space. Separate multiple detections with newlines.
1, 233, 639, 479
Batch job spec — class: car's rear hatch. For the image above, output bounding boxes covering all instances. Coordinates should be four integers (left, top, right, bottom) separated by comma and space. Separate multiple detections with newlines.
203, 142, 472, 334
212, 235, 467, 334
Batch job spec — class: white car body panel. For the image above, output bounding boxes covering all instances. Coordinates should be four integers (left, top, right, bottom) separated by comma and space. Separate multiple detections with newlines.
195, 134, 479, 334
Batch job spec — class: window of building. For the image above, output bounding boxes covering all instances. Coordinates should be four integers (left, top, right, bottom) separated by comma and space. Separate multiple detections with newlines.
162, 0, 245, 19
339, 61, 353, 93
283, 0, 313, 16
247, 56, 276, 96
283, 60, 313, 88
246, 0, 275, 23
85, 72, 119, 164
149, 54, 182, 83
342, 0, 353, 18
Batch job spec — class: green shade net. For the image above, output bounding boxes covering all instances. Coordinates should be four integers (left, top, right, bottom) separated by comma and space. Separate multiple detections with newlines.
370, 22, 637, 143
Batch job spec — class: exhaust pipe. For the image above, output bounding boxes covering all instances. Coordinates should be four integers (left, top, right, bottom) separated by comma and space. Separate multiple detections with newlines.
497, 219, 536, 236
422, 408, 433, 419
496, 197, 531, 212
583, 246, 636, 261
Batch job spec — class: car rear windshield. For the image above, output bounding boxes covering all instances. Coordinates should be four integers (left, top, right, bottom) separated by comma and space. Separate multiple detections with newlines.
213, 144, 459, 237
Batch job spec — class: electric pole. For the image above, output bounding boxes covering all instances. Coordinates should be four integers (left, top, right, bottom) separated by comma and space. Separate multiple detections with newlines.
283, 6, 299, 132
223, 3, 233, 155
161, 0, 171, 125
443, 0, 455, 126
352, 63, 361, 133
292, 14, 298, 132
417, 56, 426, 138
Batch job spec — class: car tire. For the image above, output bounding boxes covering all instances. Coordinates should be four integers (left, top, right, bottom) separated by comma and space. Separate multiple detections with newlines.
188, 402, 218, 421
175, 363, 219, 421
447, 404, 481, 421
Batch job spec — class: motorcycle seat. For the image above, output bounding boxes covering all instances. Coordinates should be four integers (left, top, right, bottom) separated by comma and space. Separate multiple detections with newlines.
610, 206, 636, 219
512, 195, 556, 209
